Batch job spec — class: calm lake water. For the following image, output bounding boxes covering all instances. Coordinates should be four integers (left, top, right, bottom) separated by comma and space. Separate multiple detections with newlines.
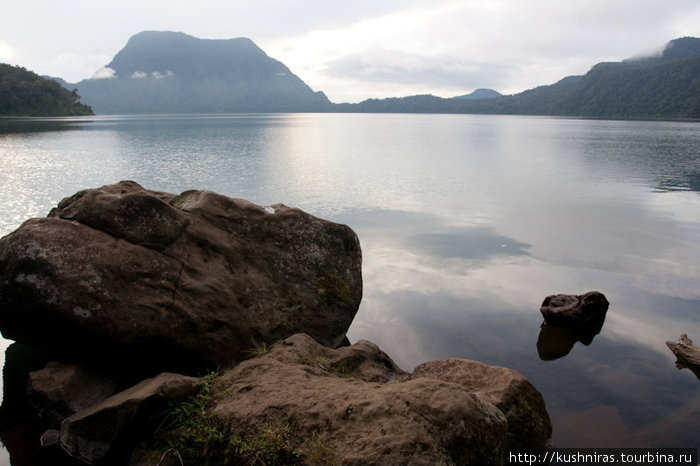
1, 113, 699, 452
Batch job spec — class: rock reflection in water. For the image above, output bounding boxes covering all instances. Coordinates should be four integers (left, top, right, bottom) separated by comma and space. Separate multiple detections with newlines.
0, 343, 77, 465
536, 292, 608, 361
537, 311, 608, 361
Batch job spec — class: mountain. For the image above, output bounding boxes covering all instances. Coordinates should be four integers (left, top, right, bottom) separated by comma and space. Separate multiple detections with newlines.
75, 31, 332, 114
341, 37, 700, 119
68, 33, 699, 118
0, 64, 93, 116
498, 36, 700, 118
452, 88, 502, 100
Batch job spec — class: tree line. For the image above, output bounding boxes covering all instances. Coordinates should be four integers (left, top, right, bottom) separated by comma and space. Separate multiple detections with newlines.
0, 64, 93, 116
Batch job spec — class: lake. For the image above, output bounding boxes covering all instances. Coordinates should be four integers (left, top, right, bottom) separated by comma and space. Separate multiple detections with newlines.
1, 113, 699, 452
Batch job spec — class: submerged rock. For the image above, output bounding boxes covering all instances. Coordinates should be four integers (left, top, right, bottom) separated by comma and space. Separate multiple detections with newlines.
0, 181, 362, 371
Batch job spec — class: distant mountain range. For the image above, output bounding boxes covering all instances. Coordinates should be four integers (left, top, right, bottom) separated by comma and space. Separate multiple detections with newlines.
42, 33, 700, 119
453, 89, 502, 100
338, 37, 700, 119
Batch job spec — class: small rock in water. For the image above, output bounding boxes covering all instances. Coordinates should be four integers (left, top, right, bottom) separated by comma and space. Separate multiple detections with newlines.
666, 334, 700, 381
539, 291, 609, 327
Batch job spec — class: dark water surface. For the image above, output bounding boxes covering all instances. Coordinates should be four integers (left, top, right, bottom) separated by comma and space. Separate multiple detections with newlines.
1, 114, 699, 454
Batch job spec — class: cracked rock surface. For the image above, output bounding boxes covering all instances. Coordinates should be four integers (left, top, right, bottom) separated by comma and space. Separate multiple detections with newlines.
0, 181, 362, 372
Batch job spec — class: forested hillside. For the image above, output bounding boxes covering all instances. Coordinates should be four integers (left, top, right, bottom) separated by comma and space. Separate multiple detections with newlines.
340, 37, 700, 119
0, 64, 93, 116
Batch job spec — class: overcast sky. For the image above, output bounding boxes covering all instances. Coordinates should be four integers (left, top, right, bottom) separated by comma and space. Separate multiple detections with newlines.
1, 1, 699, 103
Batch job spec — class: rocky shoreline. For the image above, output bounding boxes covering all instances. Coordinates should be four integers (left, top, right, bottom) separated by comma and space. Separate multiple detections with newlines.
0, 181, 552, 464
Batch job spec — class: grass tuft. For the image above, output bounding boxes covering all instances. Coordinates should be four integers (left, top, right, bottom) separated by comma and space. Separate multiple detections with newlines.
145, 371, 308, 465
246, 340, 270, 358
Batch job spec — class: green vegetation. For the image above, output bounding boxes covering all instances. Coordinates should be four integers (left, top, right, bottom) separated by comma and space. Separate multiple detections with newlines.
147, 372, 231, 464
297, 353, 355, 378
170, 190, 200, 208
146, 371, 334, 465
0, 64, 93, 116
315, 274, 351, 305
329, 359, 354, 378
245, 340, 271, 358
297, 353, 328, 369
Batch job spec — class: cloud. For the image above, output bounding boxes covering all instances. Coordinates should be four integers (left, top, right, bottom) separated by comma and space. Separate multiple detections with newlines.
265, 0, 700, 101
151, 70, 174, 78
4, 0, 700, 100
91, 66, 116, 79
324, 48, 516, 91
0, 41, 14, 61
129, 70, 174, 79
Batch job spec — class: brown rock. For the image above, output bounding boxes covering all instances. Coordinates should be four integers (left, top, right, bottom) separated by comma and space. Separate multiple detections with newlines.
540, 291, 609, 327
204, 333, 549, 465
27, 361, 119, 425
411, 358, 552, 450
60, 372, 202, 464
666, 334, 700, 381
0, 181, 362, 371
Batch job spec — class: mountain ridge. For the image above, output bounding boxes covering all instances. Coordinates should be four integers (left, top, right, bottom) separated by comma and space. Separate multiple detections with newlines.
452, 88, 502, 100
342, 36, 700, 119
46, 32, 700, 119
106, 31, 269, 80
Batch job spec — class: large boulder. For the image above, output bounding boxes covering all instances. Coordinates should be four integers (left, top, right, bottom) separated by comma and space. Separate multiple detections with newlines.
0, 181, 362, 371
204, 333, 550, 465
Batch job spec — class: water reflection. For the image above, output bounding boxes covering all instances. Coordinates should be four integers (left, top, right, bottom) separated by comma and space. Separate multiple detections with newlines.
537, 310, 607, 361
655, 170, 700, 193
2, 114, 700, 453
0, 344, 59, 465
0, 117, 92, 135
340, 205, 700, 450
409, 228, 530, 261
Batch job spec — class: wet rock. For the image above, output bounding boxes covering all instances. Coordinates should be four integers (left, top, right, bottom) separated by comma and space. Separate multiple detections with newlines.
60, 372, 202, 464
0, 181, 362, 371
540, 291, 609, 327
204, 333, 550, 465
